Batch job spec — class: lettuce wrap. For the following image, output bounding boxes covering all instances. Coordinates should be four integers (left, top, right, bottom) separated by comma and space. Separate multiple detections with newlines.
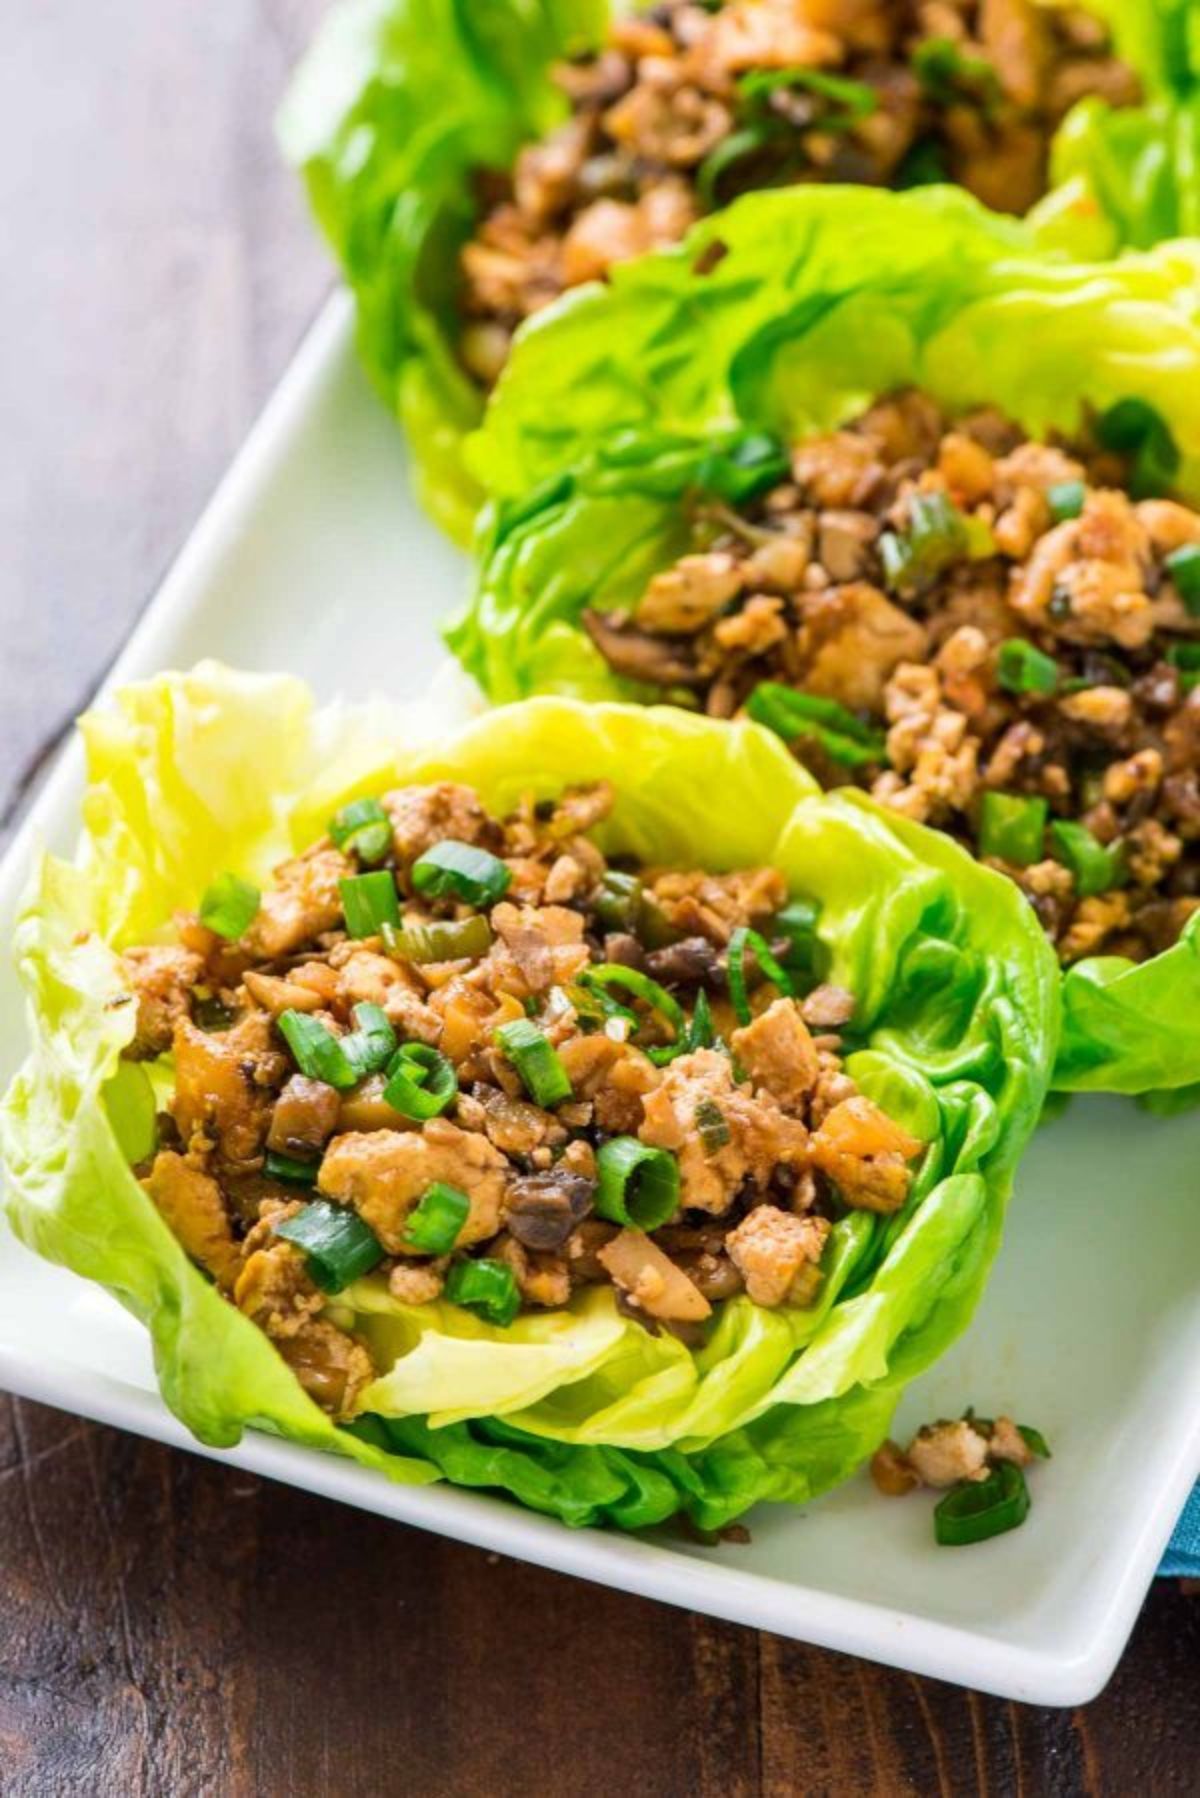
451, 185, 1200, 1097
0, 664, 1057, 1529
278, 0, 1186, 544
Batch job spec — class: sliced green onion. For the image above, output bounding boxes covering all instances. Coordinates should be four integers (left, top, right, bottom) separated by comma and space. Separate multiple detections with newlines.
277, 1010, 358, 1091
494, 1018, 573, 1108
881, 490, 968, 596
1017, 1423, 1052, 1460
911, 34, 999, 105
771, 897, 828, 986
1165, 543, 1200, 615
411, 840, 511, 906
578, 965, 685, 1043
382, 1042, 458, 1121
747, 682, 886, 768
1167, 641, 1200, 691
341, 1002, 397, 1079
340, 870, 401, 938
198, 872, 260, 941
1046, 479, 1086, 522
1048, 819, 1126, 898
689, 988, 716, 1051
738, 65, 878, 126
977, 792, 1047, 867
933, 1461, 1031, 1547
996, 638, 1059, 696
595, 1137, 680, 1231
265, 1150, 318, 1185
698, 433, 790, 505
445, 1257, 520, 1327
403, 1182, 470, 1256
1096, 398, 1180, 498
896, 137, 947, 188
726, 926, 794, 1027
273, 1198, 384, 1294
595, 870, 642, 931
694, 1097, 730, 1154
329, 796, 392, 865
383, 914, 492, 963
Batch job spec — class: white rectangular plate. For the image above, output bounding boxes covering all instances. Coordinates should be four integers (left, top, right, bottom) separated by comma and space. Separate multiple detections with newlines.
2, 295, 1197, 1706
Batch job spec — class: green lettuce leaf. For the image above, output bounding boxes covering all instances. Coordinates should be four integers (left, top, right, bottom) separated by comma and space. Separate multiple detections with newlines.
280, 1, 1194, 541
1, 665, 1056, 1529
456, 186, 1200, 1098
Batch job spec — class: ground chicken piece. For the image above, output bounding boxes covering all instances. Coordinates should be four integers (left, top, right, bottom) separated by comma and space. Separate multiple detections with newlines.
638, 1048, 809, 1215
511, 116, 591, 225
383, 782, 493, 868
468, 1084, 567, 1158
987, 1415, 1035, 1468
557, 1035, 660, 1136
809, 1095, 922, 1213
334, 947, 442, 1044
993, 439, 1084, 504
1103, 747, 1163, 805
936, 432, 995, 507
317, 1119, 508, 1252
689, 0, 841, 81
388, 1261, 445, 1306
121, 945, 202, 1058
906, 1419, 991, 1488
742, 533, 812, 592
243, 845, 350, 960
809, 1049, 857, 1125
798, 581, 930, 713
790, 433, 886, 510
243, 967, 331, 1018
992, 484, 1050, 559
171, 1011, 284, 1166
267, 1074, 340, 1160
816, 510, 879, 582
1137, 498, 1200, 556
1013, 859, 1075, 903
934, 625, 992, 721
726, 1206, 830, 1308
1014, 492, 1154, 649
711, 594, 788, 657
1058, 685, 1133, 733
730, 998, 820, 1113
495, 1234, 571, 1309
1125, 818, 1182, 887
874, 667, 979, 825
649, 865, 787, 944
1057, 891, 1132, 963
234, 1220, 324, 1340
484, 902, 591, 998
142, 1150, 240, 1288
983, 720, 1044, 790
560, 182, 696, 285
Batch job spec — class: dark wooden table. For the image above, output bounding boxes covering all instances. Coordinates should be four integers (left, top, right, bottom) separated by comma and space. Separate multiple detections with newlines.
2, 7, 1197, 1793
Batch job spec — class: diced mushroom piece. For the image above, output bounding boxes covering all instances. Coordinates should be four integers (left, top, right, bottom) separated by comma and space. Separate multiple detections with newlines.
905, 1419, 991, 1488
582, 610, 702, 687
317, 1119, 507, 1252
801, 582, 930, 712
869, 1440, 921, 1497
243, 845, 350, 960
275, 1321, 375, 1420
267, 1074, 340, 1160
597, 1227, 712, 1324
505, 1169, 595, 1250
142, 1150, 240, 1289
731, 998, 820, 1112
726, 1206, 830, 1308
120, 945, 202, 1058
486, 902, 591, 998
809, 1095, 922, 1213
800, 984, 856, 1030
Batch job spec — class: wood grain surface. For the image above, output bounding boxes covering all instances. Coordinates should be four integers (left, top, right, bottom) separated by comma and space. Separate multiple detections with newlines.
1, 7, 1197, 1794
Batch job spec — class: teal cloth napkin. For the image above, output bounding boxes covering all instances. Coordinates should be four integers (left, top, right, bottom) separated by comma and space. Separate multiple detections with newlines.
1161, 1485, 1200, 1577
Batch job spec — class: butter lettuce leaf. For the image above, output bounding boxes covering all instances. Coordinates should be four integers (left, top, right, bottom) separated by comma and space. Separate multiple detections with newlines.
457, 186, 1200, 1097
1, 666, 1057, 1529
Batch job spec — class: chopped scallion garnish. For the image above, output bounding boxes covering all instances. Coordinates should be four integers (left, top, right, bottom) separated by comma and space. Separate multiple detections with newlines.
273, 1198, 384, 1294
329, 796, 392, 864
340, 870, 401, 938
595, 870, 642, 931
341, 1001, 397, 1079
726, 926, 794, 1027
265, 1150, 318, 1185
694, 1097, 730, 1154
595, 1137, 680, 1232
747, 682, 885, 767
404, 1182, 470, 1256
578, 965, 685, 1045
770, 897, 827, 986
411, 840, 511, 906
445, 1257, 520, 1327
382, 1042, 458, 1121
494, 1018, 573, 1108
1046, 480, 1086, 522
198, 871, 260, 941
1048, 819, 1125, 898
1167, 641, 1200, 691
977, 792, 1047, 867
383, 914, 492, 963
933, 1461, 1031, 1547
277, 1010, 359, 1090
880, 490, 968, 595
996, 638, 1059, 697
1165, 543, 1200, 614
